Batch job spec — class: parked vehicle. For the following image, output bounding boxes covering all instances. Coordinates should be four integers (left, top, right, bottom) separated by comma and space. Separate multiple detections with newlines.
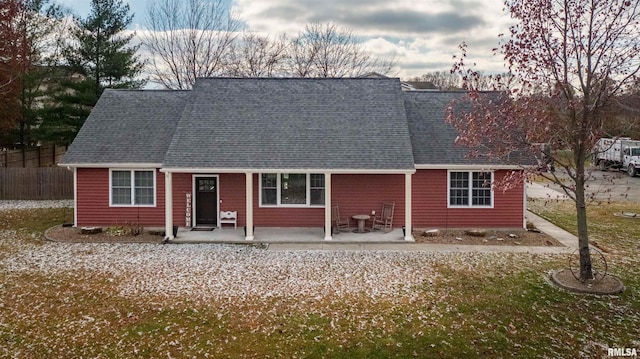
533, 143, 555, 172
593, 138, 640, 176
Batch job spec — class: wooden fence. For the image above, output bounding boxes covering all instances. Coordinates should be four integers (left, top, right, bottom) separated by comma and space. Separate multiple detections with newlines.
0, 167, 73, 200
0, 145, 67, 168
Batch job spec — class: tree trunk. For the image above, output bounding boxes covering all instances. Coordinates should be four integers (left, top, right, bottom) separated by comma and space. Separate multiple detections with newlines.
574, 156, 593, 280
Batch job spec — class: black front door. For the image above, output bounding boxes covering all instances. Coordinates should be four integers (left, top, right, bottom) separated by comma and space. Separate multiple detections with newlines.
196, 177, 217, 226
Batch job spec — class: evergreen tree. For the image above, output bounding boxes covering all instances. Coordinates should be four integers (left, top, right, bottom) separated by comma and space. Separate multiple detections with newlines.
66, 0, 145, 94
34, 69, 95, 146
38, 0, 145, 145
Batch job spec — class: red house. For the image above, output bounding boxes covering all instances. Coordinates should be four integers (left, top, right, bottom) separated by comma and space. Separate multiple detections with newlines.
60, 78, 526, 241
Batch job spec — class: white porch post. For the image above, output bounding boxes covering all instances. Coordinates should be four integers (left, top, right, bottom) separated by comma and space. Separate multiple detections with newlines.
523, 175, 527, 229
324, 172, 332, 241
165, 172, 174, 240
72, 167, 78, 227
404, 173, 414, 241
245, 172, 254, 240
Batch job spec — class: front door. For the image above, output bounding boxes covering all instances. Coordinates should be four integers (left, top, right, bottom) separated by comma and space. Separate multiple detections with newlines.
195, 177, 218, 226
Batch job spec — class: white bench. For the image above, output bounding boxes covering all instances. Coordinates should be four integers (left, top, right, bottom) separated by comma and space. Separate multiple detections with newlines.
220, 210, 237, 229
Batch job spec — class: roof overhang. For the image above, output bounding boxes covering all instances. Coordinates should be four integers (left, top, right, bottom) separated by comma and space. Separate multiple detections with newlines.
415, 164, 523, 170
160, 167, 416, 174
59, 163, 162, 169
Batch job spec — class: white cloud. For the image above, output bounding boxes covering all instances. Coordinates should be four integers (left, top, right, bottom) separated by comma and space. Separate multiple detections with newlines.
231, 0, 513, 78
64, 0, 514, 80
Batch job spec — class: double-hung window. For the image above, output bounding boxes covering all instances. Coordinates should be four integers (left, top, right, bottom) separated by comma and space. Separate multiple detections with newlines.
448, 171, 493, 207
260, 173, 325, 207
110, 170, 156, 206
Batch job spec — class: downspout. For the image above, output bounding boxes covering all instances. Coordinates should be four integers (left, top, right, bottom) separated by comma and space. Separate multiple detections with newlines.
73, 167, 77, 227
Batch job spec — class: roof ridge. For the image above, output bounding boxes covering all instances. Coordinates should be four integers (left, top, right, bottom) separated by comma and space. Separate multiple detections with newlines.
103, 88, 190, 93
194, 77, 400, 81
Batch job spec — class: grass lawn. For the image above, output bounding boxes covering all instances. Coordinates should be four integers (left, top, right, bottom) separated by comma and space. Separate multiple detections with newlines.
1, 204, 639, 358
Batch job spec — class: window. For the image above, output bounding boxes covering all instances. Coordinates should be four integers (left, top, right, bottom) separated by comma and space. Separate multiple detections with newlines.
448, 171, 493, 207
261, 174, 277, 205
110, 170, 156, 206
281, 173, 306, 205
449, 171, 469, 206
134, 171, 154, 205
309, 174, 325, 205
111, 171, 132, 205
260, 173, 325, 207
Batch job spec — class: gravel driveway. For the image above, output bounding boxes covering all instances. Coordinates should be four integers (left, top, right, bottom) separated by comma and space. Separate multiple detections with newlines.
543, 168, 640, 202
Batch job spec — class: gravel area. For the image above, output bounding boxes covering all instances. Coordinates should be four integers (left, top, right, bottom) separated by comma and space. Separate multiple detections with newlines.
0, 199, 73, 210
2, 229, 560, 305
1, 199, 562, 306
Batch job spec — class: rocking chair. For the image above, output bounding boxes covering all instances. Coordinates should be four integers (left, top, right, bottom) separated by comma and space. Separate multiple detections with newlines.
372, 202, 395, 232
331, 205, 350, 233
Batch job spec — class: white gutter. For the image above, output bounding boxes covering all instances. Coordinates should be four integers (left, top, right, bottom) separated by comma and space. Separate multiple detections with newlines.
58, 163, 162, 169
415, 164, 522, 170
160, 167, 416, 174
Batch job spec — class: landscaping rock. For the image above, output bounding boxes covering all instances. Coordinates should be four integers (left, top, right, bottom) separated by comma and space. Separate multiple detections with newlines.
80, 227, 102, 235
423, 229, 440, 237
464, 229, 487, 237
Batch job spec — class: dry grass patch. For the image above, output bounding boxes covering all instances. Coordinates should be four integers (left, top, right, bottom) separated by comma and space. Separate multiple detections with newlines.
528, 199, 640, 255
2, 207, 640, 358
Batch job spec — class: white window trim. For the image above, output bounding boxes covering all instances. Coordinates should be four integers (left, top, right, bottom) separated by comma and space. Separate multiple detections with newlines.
447, 170, 494, 209
109, 169, 157, 207
259, 173, 325, 208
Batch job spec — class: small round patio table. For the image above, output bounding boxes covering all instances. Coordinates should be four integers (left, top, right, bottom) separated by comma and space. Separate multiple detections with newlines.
352, 214, 371, 233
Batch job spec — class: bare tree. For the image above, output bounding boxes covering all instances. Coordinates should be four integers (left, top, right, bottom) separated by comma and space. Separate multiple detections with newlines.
0, 0, 70, 146
447, 0, 640, 281
406, 71, 459, 90
227, 32, 288, 77
141, 0, 240, 89
286, 23, 395, 78
406, 71, 515, 91
0, 0, 25, 136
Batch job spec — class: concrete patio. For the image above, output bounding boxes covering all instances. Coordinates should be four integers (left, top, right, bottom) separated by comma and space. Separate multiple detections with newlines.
170, 227, 408, 244
165, 183, 580, 253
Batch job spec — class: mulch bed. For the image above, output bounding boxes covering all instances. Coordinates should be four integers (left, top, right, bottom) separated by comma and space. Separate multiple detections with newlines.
46, 225, 164, 243
46, 224, 563, 247
550, 269, 625, 295
413, 229, 563, 247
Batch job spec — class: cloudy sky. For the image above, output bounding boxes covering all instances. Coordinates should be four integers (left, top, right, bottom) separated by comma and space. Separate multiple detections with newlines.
58, 0, 513, 79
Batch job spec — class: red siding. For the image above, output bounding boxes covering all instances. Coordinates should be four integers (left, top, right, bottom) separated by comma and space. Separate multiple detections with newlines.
252, 174, 324, 227
170, 173, 248, 227
76, 168, 165, 227
412, 169, 524, 229
251, 174, 406, 228
171, 173, 192, 226
220, 173, 247, 226
76, 169, 523, 229
332, 174, 405, 228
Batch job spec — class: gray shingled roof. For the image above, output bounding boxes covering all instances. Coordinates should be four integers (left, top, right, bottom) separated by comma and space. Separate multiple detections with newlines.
63, 80, 528, 170
404, 91, 503, 166
61, 89, 189, 165
162, 78, 415, 171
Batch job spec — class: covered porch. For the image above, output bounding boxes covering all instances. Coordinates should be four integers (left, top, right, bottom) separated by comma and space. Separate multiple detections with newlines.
169, 227, 408, 244
162, 171, 416, 242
